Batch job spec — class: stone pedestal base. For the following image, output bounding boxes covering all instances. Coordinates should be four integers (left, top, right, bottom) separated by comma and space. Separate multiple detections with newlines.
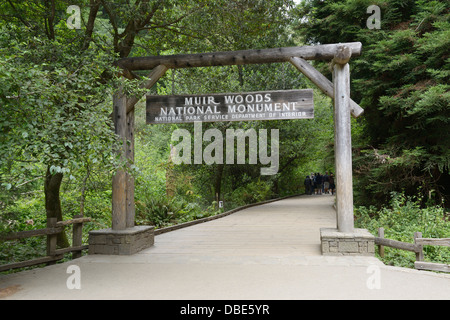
320, 228, 375, 256
89, 226, 154, 255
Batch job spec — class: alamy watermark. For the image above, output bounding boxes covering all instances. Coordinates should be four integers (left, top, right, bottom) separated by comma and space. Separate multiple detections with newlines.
366, 5, 381, 30
66, 265, 81, 290
67, 5, 81, 30
366, 264, 381, 290
171, 122, 279, 176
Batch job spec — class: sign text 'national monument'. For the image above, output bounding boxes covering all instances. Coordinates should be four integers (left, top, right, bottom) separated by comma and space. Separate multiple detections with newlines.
146, 89, 314, 124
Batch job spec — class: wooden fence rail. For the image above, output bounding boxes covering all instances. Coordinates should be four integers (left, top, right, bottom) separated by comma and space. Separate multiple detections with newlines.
0, 216, 91, 272
376, 227, 450, 273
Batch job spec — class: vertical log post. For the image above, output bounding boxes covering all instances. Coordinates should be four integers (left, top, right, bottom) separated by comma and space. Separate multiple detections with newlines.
378, 227, 385, 258
333, 46, 354, 233
111, 66, 167, 231
112, 90, 127, 230
72, 214, 83, 259
414, 231, 424, 262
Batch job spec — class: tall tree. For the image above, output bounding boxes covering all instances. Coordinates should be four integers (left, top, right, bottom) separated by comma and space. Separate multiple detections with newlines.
0, 0, 209, 244
0, 0, 299, 241
294, 0, 450, 205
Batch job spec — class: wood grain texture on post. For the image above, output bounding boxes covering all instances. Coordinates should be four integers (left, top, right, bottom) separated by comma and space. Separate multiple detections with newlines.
333, 62, 354, 233
126, 109, 135, 228
112, 90, 127, 230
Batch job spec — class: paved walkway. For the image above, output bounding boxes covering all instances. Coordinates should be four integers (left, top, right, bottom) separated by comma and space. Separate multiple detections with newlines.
1, 195, 449, 300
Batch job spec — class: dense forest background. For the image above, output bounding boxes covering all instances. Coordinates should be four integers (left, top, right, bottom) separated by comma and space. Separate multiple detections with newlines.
0, 0, 448, 269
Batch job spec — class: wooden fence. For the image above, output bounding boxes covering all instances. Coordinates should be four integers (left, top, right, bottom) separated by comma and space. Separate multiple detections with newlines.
376, 227, 450, 273
0, 215, 91, 272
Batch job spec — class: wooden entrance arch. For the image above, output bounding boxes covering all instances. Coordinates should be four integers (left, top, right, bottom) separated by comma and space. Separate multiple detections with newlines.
89, 42, 370, 255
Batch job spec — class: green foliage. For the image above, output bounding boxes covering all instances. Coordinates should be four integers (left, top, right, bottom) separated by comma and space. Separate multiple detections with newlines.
136, 194, 221, 228
355, 192, 450, 268
230, 179, 274, 207
0, 193, 47, 266
5, 0, 447, 273
0, 33, 120, 170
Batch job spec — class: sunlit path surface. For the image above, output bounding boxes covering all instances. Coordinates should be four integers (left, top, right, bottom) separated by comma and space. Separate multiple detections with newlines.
145, 195, 336, 262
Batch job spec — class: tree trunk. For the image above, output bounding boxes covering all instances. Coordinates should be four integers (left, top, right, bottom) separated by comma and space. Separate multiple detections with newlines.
44, 165, 69, 248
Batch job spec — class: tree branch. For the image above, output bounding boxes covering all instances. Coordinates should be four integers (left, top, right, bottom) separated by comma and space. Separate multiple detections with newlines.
6, 0, 33, 29
82, 0, 101, 51
100, 0, 119, 52
138, 7, 200, 31
117, 0, 161, 57
44, 0, 56, 40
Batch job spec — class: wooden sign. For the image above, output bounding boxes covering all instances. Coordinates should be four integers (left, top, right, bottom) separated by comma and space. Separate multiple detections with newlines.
146, 89, 314, 124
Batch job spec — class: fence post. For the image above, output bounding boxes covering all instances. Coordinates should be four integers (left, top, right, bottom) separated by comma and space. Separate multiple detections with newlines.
46, 217, 58, 265
72, 215, 83, 259
378, 227, 385, 258
414, 231, 424, 262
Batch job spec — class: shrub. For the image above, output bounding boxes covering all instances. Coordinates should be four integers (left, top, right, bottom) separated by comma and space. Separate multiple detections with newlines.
230, 179, 273, 206
355, 192, 450, 268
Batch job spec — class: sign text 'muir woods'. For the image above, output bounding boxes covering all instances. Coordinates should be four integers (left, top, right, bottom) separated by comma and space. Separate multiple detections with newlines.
146, 89, 314, 124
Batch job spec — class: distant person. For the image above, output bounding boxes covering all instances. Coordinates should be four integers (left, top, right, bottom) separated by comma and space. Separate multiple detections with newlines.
304, 175, 312, 195
323, 172, 330, 194
311, 173, 316, 194
313, 173, 317, 194
315, 173, 323, 195
329, 173, 335, 195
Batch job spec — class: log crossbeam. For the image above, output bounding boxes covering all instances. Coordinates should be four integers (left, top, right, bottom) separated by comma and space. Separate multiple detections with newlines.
115, 42, 362, 71
119, 42, 364, 117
